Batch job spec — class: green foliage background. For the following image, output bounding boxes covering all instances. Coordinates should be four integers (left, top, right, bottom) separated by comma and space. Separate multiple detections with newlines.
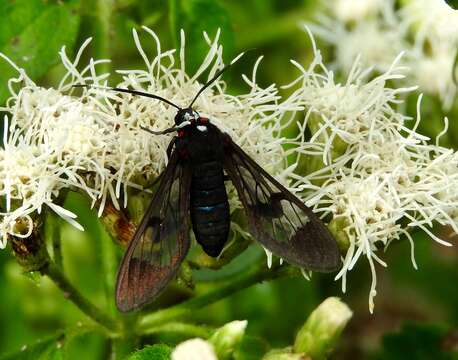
0, 0, 457, 359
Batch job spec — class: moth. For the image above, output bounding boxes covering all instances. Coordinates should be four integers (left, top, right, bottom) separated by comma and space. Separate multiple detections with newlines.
79, 60, 340, 312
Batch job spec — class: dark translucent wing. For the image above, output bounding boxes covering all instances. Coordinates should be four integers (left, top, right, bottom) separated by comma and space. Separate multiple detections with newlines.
223, 135, 340, 272
116, 151, 192, 312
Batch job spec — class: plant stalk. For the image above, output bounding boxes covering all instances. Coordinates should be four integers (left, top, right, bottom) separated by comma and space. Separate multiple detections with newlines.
140, 322, 213, 338
41, 261, 120, 333
50, 216, 63, 269
139, 263, 300, 331
95, 0, 114, 74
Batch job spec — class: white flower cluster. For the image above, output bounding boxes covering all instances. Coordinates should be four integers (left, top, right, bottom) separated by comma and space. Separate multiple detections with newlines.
402, 0, 458, 43
402, 0, 458, 109
311, 0, 458, 109
290, 29, 458, 312
0, 27, 300, 248
1, 24, 457, 312
0, 42, 111, 246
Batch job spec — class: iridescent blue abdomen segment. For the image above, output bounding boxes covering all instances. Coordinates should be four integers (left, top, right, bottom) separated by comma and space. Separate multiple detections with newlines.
190, 160, 230, 256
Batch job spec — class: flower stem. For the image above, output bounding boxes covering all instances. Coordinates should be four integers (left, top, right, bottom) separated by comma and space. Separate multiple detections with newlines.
94, 0, 114, 74
109, 336, 137, 360
50, 216, 63, 269
45, 193, 69, 269
41, 261, 120, 333
99, 230, 118, 315
138, 263, 300, 331
140, 322, 213, 338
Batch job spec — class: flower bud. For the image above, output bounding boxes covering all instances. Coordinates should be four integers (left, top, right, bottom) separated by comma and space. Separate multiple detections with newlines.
294, 297, 352, 360
209, 320, 248, 360
172, 338, 217, 360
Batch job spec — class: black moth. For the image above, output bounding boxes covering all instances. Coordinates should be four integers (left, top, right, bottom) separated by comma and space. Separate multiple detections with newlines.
81, 60, 340, 312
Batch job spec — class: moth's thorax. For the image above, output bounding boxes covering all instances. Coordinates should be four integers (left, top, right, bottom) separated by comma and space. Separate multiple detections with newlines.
175, 121, 224, 164
176, 116, 210, 137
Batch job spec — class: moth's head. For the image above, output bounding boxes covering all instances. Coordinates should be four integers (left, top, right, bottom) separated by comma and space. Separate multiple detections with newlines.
174, 108, 200, 127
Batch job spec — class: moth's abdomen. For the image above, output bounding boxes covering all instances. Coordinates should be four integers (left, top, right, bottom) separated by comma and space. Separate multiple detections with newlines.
190, 160, 230, 257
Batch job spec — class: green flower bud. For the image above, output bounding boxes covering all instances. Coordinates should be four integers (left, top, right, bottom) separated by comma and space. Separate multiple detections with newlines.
293, 297, 352, 360
209, 320, 248, 360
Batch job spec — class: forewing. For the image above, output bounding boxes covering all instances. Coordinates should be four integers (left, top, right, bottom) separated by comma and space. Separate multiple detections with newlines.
116, 152, 192, 312
223, 136, 340, 272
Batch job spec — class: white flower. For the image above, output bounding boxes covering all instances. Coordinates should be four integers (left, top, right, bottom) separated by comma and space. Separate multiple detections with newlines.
0, 28, 300, 249
308, 4, 409, 75
288, 29, 457, 312
401, 0, 458, 44
413, 42, 458, 109
172, 338, 217, 360
400, 0, 458, 108
310, 1, 458, 109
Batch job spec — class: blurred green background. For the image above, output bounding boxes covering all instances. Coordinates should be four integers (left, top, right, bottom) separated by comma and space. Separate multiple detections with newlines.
0, 0, 458, 359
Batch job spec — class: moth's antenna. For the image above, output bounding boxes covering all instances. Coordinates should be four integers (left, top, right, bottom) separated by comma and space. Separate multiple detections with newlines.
140, 119, 192, 135
140, 125, 180, 135
188, 52, 246, 108
73, 84, 182, 110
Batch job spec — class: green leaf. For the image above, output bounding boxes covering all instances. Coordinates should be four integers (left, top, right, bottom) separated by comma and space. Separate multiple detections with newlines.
169, 0, 234, 73
0, 0, 81, 104
126, 344, 172, 360
0, 334, 64, 360
376, 323, 456, 360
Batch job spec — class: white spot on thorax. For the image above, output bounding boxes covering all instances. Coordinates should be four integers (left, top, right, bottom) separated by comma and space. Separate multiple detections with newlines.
197, 125, 208, 132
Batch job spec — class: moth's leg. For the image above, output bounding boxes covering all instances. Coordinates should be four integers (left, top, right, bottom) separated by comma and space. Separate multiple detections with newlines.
143, 138, 177, 191
166, 137, 177, 159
